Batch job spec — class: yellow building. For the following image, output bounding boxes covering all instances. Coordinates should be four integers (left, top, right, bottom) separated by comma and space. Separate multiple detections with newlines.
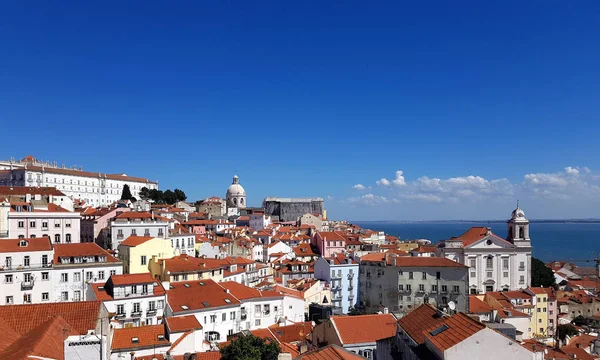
526, 287, 550, 338
118, 235, 175, 274
149, 254, 225, 283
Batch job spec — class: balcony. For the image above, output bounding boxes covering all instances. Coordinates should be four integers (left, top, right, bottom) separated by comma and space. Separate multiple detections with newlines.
451, 290, 460, 295
116, 234, 124, 240
147, 309, 157, 316
518, 267, 525, 271
131, 311, 142, 318
398, 288, 411, 294
21, 280, 34, 290
331, 273, 342, 280
347, 273, 354, 279
115, 313, 126, 319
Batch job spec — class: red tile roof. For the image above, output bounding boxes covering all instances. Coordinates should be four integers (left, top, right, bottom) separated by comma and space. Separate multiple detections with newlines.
167, 279, 241, 312
172, 352, 222, 360
0, 186, 66, 196
269, 322, 313, 343
316, 232, 347, 241
161, 254, 226, 273
397, 304, 446, 344
109, 273, 157, 286
165, 315, 203, 333
120, 235, 155, 246
295, 344, 365, 359
360, 254, 467, 268
423, 312, 486, 352
331, 314, 397, 344
53, 242, 119, 263
451, 227, 513, 247
0, 301, 101, 335
112, 324, 170, 350
469, 296, 493, 313
0, 237, 52, 253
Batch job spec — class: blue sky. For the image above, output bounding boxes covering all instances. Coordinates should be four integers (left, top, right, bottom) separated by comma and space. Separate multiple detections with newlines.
1, 1, 600, 220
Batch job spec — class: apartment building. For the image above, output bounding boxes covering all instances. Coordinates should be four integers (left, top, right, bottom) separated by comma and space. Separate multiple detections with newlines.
109, 211, 170, 250
118, 235, 175, 274
314, 253, 359, 314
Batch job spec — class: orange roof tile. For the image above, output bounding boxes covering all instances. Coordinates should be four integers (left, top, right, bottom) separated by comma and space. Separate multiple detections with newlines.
451, 226, 513, 247
161, 254, 226, 273
0, 186, 65, 196
469, 296, 493, 313
295, 344, 365, 359
269, 322, 313, 343
397, 304, 446, 344
112, 324, 170, 350
165, 315, 203, 333
109, 273, 157, 286
0, 237, 52, 253
172, 352, 222, 360
53, 242, 119, 263
0, 301, 101, 335
331, 314, 397, 344
120, 235, 155, 246
167, 279, 241, 313
422, 312, 485, 352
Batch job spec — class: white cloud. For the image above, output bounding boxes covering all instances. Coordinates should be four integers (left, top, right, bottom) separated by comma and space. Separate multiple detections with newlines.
565, 167, 580, 176
397, 193, 442, 203
345, 193, 389, 205
377, 170, 406, 187
327, 195, 334, 200
352, 184, 366, 190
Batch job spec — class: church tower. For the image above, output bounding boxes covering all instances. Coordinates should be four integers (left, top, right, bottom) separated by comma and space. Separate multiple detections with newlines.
507, 202, 530, 247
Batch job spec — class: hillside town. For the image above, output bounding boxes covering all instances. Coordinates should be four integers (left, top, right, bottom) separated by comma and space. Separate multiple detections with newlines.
1, 156, 600, 360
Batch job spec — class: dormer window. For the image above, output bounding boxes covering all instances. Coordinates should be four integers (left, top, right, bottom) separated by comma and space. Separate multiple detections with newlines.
61, 257, 71, 264
98, 256, 106, 262
131, 337, 139, 344
74, 257, 83, 264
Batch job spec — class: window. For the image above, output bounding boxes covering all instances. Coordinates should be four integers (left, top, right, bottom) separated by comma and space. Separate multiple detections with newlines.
66, 234, 71, 243
61, 292, 68, 301
453, 286, 460, 293
5, 296, 13, 304
422, 272, 427, 280
131, 285, 137, 294
149, 301, 156, 310
133, 303, 141, 313
519, 275, 525, 284
398, 284, 403, 291
228, 329, 234, 336
42, 254, 48, 266
18, 221, 24, 228
503, 272, 509, 278
537, 308, 540, 313
98, 271, 105, 280
255, 305, 261, 313
230, 311, 236, 320
117, 304, 125, 315
23, 256, 30, 267
264, 304, 270, 314
543, 308, 547, 312
503, 258, 509, 270
110, 270, 117, 276
406, 284, 412, 291
141, 256, 147, 266
61, 273, 68, 282
23, 294, 31, 303
486, 271, 493, 278
222, 313, 226, 321
486, 257, 493, 269
519, 262, 525, 271
74, 290, 81, 301
42, 272, 49, 280
86, 271, 93, 281
173, 275, 179, 281
538, 319, 542, 323
441, 285, 447, 293
131, 229, 137, 236
54, 234, 61, 243
210, 315, 216, 323
42, 221, 48, 229
549, 310, 553, 315
543, 297, 547, 302
74, 272, 81, 282
408, 272, 413, 280
5, 274, 13, 284
255, 319, 261, 326
432, 285, 438, 292
419, 284, 425, 292
55, 220, 61, 228
470, 271, 476, 278
29, 221, 36, 228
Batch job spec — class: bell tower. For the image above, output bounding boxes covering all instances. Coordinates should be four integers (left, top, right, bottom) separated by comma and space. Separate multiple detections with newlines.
507, 201, 530, 247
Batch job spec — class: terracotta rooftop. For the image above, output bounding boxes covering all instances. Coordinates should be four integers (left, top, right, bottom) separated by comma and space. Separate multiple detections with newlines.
0, 315, 75, 359
295, 344, 365, 359
450, 226, 514, 247
109, 273, 157, 286
331, 313, 397, 345
167, 279, 241, 312
112, 324, 170, 351
423, 312, 486, 352
0, 237, 52, 253
360, 253, 467, 268
165, 315, 203, 333
269, 322, 313, 343
469, 295, 493, 313
161, 254, 226, 273
397, 304, 446, 344
0, 186, 65, 196
120, 235, 155, 246
316, 232, 347, 241
53, 242, 120, 263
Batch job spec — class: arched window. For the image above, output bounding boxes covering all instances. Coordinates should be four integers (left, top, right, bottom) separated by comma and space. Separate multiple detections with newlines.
240, 198, 244, 205
519, 227, 524, 239
54, 234, 61, 243
508, 226, 513, 239
233, 198, 237, 205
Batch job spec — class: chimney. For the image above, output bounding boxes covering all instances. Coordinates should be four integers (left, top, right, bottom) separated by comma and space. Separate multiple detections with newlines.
225, 288, 230, 294
486, 227, 492, 235
383, 307, 389, 314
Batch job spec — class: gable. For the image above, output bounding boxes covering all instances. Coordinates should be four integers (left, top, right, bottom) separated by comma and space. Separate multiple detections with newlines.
466, 235, 515, 250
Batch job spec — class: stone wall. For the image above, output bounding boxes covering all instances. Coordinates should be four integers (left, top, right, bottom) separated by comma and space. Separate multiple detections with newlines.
264, 199, 324, 222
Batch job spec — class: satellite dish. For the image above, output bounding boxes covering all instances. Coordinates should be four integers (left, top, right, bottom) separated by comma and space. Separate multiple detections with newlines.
448, 301, 456, 311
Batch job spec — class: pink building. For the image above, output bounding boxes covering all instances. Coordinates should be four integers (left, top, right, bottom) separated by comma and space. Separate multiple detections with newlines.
80, 207, 131, 244
312, 231, 346, 257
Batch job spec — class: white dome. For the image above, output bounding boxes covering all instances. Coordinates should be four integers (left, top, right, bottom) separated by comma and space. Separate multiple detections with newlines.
511, 205, 526, 220
226, 175, 246, 197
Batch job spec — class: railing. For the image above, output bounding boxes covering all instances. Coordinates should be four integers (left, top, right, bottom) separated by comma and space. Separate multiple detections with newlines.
518, 267, 525, 271
331, 273, 342, 279
398, 288, 411, 294
147, 309, 157, 316
115, 313, 126, 319
21, 280, 34, 290
347, 273, 354, 279
131, 311, 142, 318
116, 234, 124, 239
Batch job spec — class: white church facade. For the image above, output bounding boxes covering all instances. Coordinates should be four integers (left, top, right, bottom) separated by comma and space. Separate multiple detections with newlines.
439, 205, 532, 294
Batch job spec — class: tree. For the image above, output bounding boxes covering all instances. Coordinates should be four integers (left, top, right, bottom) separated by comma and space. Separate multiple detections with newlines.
531, 257, 556, 288
348, 306, 367, 316
139, 187, 150, 200
220, 334, 280, 360
149, 189, 164, 203
557, 324, 578, 340
572, 315, 590, 327
121, 184, 133, 200
174, 188, 187, 202
163, 189, 176, 204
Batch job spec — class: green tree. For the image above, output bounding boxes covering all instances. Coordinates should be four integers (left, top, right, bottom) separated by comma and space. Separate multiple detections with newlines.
163, 189, 176, 204
348, 306, 366, 316
557, 324, 578, 340
149, 189, 164, 203
572, 315, 590, 327
220, 334, 280, 360
531, 257, 556, 288
139, 187, 150, 200
174, 188, 187, 202
121, 184, 133, 200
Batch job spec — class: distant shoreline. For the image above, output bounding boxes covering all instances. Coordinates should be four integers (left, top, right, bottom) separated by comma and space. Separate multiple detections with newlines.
352, 219, 600, 224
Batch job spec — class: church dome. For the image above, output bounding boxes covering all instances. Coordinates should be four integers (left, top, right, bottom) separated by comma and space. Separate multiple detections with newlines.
511, 204, 526, 220
226, 175, 246, 197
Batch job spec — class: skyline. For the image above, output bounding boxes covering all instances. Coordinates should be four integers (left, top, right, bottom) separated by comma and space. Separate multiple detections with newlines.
2, 1, 600, 220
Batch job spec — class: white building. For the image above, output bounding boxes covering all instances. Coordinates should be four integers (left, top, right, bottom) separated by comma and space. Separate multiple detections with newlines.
0, 156, 158, 208
359, 253, 469, 314
249, 212, 271, 231
109, 211, 169, 251
225, 174, 246, 216
89, 273, 167, 328
0, 237, 53, 305
439, 205, 532, 294
169, 224, 196, 256
314, 253, 359, 314
52, 243, 123, 302
1, 200, 81, 243
166, 279, 304, 344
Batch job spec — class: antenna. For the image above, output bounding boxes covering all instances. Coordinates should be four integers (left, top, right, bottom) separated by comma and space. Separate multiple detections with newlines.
448, 301, 456, 311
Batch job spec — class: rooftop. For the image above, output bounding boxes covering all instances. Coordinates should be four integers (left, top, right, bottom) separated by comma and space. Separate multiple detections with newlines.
53, 242, 119, 263
167, 279, 241, 312
165, 315, 203, 333
119, 235, 156, 247
397, 304, 446, 344
0, 237, 52, 253
112, 324, 170, 351
331, 313, 397, 345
